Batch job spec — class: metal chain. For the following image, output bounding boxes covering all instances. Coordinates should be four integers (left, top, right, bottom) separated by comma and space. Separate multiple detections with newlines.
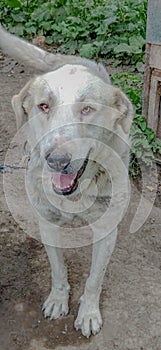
0, 163, 27, 174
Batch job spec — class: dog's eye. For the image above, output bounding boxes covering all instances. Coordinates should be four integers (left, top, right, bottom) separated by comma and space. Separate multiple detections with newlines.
38, 103, 50, 113
81, 106, 95, 115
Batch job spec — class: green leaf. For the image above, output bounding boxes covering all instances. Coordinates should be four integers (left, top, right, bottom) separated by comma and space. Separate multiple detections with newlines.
135, 149, 142, 159
103, 16, 117, 27
93, 40, 103, 47
11, 23, 24, 35
45, 36, 54, 44
31, 4, 51, 22
79, 43, 97, 59
25, 25, 37, 34
11, 12, 26, 22
4, 0, 22, 8
41, 21, 53, 31
131, 138, 142, 147
136, 61, 145, 73
129, 35, 145, 48
139, 120, 147, 131
114, 43, 132, 54
130, 125, 142, 136
66, 16, 81, 24
51, 23, 62, 33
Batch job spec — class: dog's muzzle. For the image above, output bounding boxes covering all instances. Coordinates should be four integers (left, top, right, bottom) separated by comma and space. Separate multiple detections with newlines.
45, 151, 90, 195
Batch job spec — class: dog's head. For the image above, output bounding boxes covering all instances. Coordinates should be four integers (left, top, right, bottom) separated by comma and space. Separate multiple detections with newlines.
12, 64, 133, 196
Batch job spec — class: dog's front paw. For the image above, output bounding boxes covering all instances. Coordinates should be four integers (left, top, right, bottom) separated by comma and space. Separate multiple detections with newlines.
74, 295, 103, 338
42, 286, 69, 320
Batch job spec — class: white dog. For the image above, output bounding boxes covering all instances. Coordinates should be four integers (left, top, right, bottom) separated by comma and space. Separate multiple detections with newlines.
0, 25, 133, 338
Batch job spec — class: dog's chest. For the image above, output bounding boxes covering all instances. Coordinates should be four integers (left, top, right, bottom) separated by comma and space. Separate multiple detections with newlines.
26, 165, 111, 226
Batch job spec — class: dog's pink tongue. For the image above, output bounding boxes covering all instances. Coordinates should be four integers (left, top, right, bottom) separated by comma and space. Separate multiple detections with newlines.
51, 173, 77, 189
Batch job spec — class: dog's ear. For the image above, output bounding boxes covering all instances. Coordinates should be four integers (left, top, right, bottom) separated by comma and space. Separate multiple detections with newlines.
12, 80, 33, 129
112, 88, 134, 134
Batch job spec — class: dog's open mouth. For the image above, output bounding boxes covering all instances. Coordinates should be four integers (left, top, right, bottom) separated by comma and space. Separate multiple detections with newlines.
51, 154, 89, 195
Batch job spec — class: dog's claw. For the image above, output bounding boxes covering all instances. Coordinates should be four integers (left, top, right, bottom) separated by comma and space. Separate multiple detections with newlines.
42, 288, 69, 320
74, 296, 103, 337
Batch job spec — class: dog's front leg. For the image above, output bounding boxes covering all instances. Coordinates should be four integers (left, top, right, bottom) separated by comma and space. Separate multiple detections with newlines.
74, 227, 118, 337
39, 221, 70, 320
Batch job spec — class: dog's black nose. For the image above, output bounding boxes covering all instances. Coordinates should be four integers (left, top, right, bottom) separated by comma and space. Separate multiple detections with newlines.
46, 152, 72, 171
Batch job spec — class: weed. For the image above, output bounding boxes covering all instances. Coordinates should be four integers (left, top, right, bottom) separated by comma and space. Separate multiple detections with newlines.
0, 0, 147, 68
112, 73, 161, 177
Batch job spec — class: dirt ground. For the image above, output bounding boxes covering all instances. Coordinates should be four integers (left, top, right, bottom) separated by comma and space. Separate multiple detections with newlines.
1, 53, 161, 350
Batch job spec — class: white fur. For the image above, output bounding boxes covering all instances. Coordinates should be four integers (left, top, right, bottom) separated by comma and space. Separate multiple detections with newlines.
0, 26, 134, 337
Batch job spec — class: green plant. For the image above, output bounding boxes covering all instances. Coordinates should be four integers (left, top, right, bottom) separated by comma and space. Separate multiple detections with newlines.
0, 0, 147, 68
112, 73, 161, 177
2, 0, 161, 178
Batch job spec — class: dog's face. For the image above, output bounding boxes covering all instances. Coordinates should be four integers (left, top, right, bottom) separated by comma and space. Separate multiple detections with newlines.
12, 64, 133, 196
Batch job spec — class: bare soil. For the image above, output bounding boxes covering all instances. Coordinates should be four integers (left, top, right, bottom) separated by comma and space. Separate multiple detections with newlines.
1, 53, 161, 350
